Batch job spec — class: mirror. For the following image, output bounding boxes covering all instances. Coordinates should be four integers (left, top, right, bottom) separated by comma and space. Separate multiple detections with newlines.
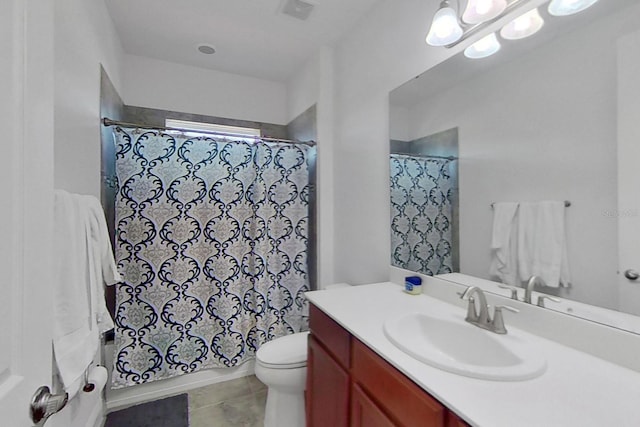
389, 0, 640, 334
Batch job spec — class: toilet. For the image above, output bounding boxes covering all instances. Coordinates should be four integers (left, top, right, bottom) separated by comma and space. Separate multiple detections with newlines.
255, 283, 352, 427
255, 331, 309, 427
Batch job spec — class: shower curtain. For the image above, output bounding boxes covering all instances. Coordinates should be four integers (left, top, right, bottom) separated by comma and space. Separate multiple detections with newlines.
111, 127, 311, 388
390, 154, 453, 275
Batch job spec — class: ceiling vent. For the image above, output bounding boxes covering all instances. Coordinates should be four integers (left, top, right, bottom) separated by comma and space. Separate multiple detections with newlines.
282, 0, 316, 21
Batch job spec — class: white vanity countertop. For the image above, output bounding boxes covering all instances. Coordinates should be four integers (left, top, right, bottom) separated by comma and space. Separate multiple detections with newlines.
306, 282, 640, 427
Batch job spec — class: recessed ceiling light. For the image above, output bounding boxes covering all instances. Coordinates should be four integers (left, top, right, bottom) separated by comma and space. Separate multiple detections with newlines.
197, 44, 216, 55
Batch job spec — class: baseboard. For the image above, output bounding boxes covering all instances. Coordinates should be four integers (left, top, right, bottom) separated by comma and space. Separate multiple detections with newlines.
105, 361, 255, 412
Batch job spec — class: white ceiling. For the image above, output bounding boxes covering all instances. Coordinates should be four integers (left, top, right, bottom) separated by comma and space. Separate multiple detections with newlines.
105, 0, 382, 82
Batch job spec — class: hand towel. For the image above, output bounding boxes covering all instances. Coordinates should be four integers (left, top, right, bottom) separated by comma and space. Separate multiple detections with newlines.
517, 201, 571, 287
82, 195, 121, 333
489, 202, 519, 285
53, 190, 121, 393
53, 190, 98, 393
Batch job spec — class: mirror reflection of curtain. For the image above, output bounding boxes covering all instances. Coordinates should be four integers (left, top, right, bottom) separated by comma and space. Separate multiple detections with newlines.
390, 154, 453, 275
111, 127, 310, 388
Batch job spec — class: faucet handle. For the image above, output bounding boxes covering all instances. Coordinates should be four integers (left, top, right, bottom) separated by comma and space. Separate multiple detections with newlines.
491, 305, 519, 334
456, 291, 478, 321
465, 296, 478, 322
537, 295, 560, 308
498, 284, 520, 301
494, 305, 519, 314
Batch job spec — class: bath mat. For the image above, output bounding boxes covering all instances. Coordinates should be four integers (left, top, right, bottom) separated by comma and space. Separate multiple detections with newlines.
105, 393, 189, 427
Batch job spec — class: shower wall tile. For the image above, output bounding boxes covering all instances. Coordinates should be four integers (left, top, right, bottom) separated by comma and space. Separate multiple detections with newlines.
287, 104, 318, 291
100, 66, 124, 324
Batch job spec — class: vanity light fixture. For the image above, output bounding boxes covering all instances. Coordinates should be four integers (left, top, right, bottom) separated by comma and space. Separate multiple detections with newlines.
548, 0, 599, 16
464, 32, 501, 58
426, 0, 600, 58
426, 1, 464, 46
500, 7, 544, 40
462, 0, 508, 24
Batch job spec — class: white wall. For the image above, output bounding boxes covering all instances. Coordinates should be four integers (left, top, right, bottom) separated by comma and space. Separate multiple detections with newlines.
403, 5, 640, 309
123, 54, 288, 125
389, 105, 410, 142
54, 0, 124, 198
288, 54, 320, 122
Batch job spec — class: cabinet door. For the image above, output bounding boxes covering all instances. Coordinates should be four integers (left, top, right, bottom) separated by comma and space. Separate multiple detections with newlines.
307, 335, 350, 427
351, 384, 396, 427
351, 339, 446, 427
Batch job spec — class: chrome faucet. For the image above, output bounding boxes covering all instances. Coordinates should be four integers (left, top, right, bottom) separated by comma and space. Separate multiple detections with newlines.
524, 275, 546, 304
459, 286, 518, 334
460, 286, 490, 325
522, 276, 561, 307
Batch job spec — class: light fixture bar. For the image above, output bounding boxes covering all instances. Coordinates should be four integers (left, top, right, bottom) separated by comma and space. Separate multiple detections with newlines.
444, 0, 534, 48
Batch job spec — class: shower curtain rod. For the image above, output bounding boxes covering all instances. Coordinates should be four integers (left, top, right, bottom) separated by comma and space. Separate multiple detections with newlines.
101, 118, 316, 146
491, 200, 571, 208
391, 152, 457, 161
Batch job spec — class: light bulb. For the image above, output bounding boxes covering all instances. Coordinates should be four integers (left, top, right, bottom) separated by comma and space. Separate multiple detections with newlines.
462, 0, 507, 25
548, 0, 599, 16
426, 2, 463, 46
500, 8, 544, 40
464, 32, 501, 59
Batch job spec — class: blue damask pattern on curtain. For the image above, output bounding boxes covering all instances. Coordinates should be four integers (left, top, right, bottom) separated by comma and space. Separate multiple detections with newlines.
390, 154, 453, 275
111, 127, 310, 388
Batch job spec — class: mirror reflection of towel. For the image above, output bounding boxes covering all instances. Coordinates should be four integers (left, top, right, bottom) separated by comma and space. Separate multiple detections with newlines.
517, 201, 571, 288
489, 202, 519, 285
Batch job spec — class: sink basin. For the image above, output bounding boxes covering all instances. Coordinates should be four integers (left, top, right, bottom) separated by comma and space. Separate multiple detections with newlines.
384, 312, 546, 381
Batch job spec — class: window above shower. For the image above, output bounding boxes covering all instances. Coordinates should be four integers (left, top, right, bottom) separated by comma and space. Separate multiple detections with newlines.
165, 118, 261, 139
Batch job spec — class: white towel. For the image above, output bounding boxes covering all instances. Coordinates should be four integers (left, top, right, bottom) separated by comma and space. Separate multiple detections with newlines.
82, 195, 121, 333
53, 190, 120, 395
489, 202, 519, 285
517, 201, 571, 287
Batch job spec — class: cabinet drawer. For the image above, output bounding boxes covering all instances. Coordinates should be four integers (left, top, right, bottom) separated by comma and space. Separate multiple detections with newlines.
351, 339, 446, 427
309, 304, 351, 368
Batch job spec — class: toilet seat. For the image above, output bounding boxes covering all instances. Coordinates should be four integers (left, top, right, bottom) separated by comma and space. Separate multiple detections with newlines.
256, 331, 309, 369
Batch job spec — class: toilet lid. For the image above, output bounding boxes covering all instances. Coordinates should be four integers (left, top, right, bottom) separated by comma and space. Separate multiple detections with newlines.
256, 331, 309, 369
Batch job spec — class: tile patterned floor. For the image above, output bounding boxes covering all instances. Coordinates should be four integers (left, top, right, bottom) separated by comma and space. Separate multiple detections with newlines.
188, 375, 267, 427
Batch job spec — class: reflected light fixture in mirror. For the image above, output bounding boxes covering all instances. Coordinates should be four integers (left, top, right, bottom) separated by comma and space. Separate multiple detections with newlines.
426, 0, 464, 46
463, 0, 508, 24
500, 7, 545, 39
548, 0, 599, 16
464, 32, 501, 58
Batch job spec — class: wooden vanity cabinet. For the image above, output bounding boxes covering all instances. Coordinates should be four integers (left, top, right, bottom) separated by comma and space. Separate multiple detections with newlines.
306, 304, 351, 427
306, 304, 470, 427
